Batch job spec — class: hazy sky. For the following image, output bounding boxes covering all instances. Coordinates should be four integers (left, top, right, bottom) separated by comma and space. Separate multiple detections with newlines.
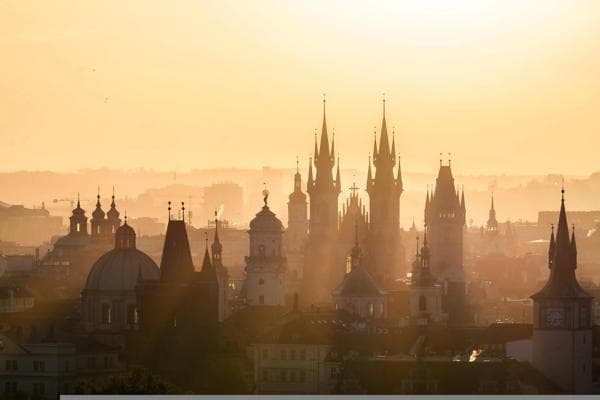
1, 1, 600, 175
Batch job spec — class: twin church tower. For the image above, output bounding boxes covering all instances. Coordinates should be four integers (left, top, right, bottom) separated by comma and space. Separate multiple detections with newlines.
292, 98, 428, 304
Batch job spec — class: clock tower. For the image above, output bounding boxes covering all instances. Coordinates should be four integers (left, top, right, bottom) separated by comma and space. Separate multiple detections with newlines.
531, 189, 592, 394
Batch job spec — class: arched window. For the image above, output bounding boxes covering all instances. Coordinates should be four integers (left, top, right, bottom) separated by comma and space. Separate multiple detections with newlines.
419, 295, 427, 311
369, 303, 374, 316
76, 223, 81, 232
102, 304, 112, 324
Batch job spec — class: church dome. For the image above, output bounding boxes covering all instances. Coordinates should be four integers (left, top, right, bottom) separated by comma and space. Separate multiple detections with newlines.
249, 205, 283, 232
85, 248, 158, 292
85, 221, 159, 292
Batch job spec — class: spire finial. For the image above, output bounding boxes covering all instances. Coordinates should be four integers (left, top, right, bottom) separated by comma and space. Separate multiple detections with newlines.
181, 202, 185, 222
448, 152, 452, 166
440, 153, 443, 166
296, 155, 299, 173
382, 92, 386, 118
323, 92, 326, 116
77, 192, 80, 208
112, 186, 115, 199
205, 231, 208, 248
416, 234, 420, 258
561, 177, 565, 201
168, 201, 172, 221
124, 211, 128, 225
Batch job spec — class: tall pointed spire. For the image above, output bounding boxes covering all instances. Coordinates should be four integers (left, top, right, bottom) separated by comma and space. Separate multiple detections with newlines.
548, 224, 555, 269
377, 96, 391, 161
318, 94, 330, 163
372, 129, 378, 161
307, 157, 314, 186
313, 130, 319, 162
397, 155, 403, 190
532, 188, 591, 300
391, 128, 396, 160
366, 156, 373, 188
212, 210, 223, 267
571, 224, 577, 269
330, 129, 335, 160
335, 155, 341, 192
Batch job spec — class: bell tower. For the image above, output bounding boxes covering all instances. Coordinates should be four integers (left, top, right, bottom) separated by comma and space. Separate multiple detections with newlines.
366, 97, 403, 286
531, 189, 592, 393
302, 97, 341, 303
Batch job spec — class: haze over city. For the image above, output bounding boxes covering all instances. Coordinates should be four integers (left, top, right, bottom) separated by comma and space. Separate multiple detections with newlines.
2, 1, 600, 174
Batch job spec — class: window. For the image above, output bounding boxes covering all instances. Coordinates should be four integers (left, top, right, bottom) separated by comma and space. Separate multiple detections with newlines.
330, 367, 338, 378
259, 278, 265, 285
65, 360, 70, 372
261, 368, 269, 382
5, 360, 17, 371
102, 303, 112, 324
87, 357, 96, 370
262, 348, 269, 360
259, 295, 264, 305
419, 295, 427, 311
299, 349, 306, 360
280, 349, 287, 360
369, 303, 374, 316
299, 370, 306, 383
290, 370, 296, 382
290, 349, 297, 360
33, 383, 45, 396
33, 360, 45, 372
280, 369, 287, 382
104, 357, 113, 369
76, 223, 81, 232
4, 382, 17, 394
127, 304, 136, 325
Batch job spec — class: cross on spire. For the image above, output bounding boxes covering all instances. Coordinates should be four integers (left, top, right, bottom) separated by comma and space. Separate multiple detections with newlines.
349, 182, 360, 196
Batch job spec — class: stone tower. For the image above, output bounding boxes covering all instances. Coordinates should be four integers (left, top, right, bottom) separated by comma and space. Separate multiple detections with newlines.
302, 98, 341, 304
366, 99, 403, 286
286, 159, 309, 295
244, 190, 287, 307
424, 159, 468, 325
531, 189, 592, 394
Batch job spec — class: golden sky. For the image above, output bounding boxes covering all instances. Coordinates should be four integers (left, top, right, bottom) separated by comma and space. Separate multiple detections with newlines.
1, 1, 600, 174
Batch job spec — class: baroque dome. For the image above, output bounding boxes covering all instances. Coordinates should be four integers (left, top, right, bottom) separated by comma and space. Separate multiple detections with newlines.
249, 205, 283, 232
85, 248, 159, 292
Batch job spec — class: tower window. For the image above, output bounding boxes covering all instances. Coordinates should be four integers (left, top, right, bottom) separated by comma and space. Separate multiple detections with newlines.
76, 223, 81, 232
127, 304, 136, 325
369, 303, 374, 316
419, 295, 427, 311
101, 304, 112, 324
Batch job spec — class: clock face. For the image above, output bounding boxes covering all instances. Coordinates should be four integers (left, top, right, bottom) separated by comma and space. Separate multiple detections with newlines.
545, 308, 564, 328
